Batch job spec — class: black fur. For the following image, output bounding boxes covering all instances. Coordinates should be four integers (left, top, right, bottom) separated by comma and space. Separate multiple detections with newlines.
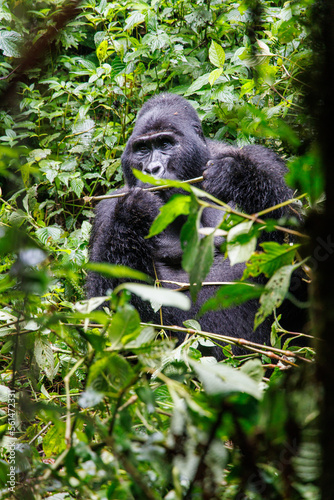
87, 93, 306, 359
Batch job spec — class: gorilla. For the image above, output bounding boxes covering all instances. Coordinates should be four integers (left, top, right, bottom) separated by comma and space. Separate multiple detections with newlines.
87, 93, 306, 359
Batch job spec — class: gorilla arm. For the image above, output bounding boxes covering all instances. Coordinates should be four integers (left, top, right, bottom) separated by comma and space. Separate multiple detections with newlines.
86, 188, 163, 300
203, 142, 293, 219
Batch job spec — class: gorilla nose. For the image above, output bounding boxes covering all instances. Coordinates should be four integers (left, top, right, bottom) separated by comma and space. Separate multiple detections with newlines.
144, 163, 164, 177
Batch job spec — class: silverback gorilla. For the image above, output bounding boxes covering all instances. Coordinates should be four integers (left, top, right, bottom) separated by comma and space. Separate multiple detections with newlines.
87, 93, 305, 359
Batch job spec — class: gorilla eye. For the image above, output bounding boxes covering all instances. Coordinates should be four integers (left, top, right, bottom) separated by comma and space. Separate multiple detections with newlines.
160, 138, 174, 150
134, 142, 149, 154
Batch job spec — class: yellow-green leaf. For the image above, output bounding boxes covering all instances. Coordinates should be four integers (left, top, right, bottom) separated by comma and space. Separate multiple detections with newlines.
96, 40, 108, 62
209, 41, 225, 68
208, 67, 224, 86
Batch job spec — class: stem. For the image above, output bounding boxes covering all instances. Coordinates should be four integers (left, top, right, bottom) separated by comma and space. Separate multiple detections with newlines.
83, 176, 204, 202
64, 357, 85, 447
141, 322, 313, 363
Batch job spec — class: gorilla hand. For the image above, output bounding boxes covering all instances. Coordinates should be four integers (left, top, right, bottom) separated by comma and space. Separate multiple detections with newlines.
202, 152, 248, 206
114, 188, 163, 237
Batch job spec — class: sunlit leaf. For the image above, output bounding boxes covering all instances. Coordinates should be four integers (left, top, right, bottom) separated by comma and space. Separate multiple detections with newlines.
35, 226, 62, 245
227, 221, 257, 265
243, 242, 300, 279
148, 194, 191, 237
0, 30, 22, 57
116, 283, 191, 310
209, 41, 225, 68
190, 360, 262, 400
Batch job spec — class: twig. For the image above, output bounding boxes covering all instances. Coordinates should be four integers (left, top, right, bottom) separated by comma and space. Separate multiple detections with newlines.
83, 176, 204, 203
83, 176, 309, 239
142, 322, 313, 364
64, 357, 85, 447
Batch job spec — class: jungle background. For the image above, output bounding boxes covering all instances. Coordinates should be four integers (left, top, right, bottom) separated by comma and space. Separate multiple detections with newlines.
0, 0, 333, 498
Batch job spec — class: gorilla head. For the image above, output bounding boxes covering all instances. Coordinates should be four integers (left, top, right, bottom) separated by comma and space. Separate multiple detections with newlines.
121, 94, 209, 187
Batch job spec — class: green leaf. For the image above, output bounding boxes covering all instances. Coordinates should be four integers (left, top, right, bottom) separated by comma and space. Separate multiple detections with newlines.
0, 30, 22, 57
86, 262, 150, 283
254, 263, 300, 329
184, 73, 211, 96
208, 67, 223, 86
181, 200, 202, 273
190, 360, 262, 400
286, 145, 324, 204
227, 221, 257, 265
209, 41, 225, 68
124, 326, 156, 349
96, 39, 108, 62
35, 226, 62, 245
240, 359, 264, 383
189, 232, 214, 301
0, 274, 15, 292
43, 424, 66, 458
148, 194, 191, 237
87, 352, 134, 391
124, 11, 145, 31
133, 170, 218, 202
243, 242, 300, 279
108, 304, 141, 348
116, 283, 191, 311
133, 169, 193, 192
34, 338, 56, 382
200, 283, 264, 315
70, 178, 84, 197
0, 385, 11, 402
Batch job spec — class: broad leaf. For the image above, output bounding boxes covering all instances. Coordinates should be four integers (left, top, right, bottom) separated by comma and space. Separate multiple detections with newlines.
254, 263, 300, 329
190, 360, 262, 400
70, 178, 84, 197
243, 242, 300, 279
0, 30, 22, 57
108, 304, 141, 348
86, 262, 150, 282
148, 194, 191, 237
208, 67, 224, 86
87, 352, 134, 391
116, 283, 191, 311
124, 11, 145, 31
200, 282, 264, 315
181, 200, 203, 273
189, 232, 215, 301
184, 73, 211, 96
227, 221, 257, 265
209, 41, 225, 68
96, 39, 108, 61
36, 226, 62, 245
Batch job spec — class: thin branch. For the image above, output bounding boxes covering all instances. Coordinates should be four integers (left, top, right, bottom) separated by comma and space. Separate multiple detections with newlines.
142, 322, 313, 364
83, 176, 204, 202
63, 320, 314, 362
64, 357, 85, 447
83, 176, 309, 239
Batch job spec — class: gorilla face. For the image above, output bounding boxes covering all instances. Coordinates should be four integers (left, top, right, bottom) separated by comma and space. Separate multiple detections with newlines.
121, 94, 209, 187
131, 131, 180, 179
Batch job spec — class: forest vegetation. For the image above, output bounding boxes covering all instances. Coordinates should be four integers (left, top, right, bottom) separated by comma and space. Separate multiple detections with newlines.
0, 0, 333, 498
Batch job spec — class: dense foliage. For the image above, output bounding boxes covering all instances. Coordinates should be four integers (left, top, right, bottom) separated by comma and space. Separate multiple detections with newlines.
0, 0, 324, 498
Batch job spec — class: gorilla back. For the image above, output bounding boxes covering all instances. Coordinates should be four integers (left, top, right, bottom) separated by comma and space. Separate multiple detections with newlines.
87, 93, 306, 359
